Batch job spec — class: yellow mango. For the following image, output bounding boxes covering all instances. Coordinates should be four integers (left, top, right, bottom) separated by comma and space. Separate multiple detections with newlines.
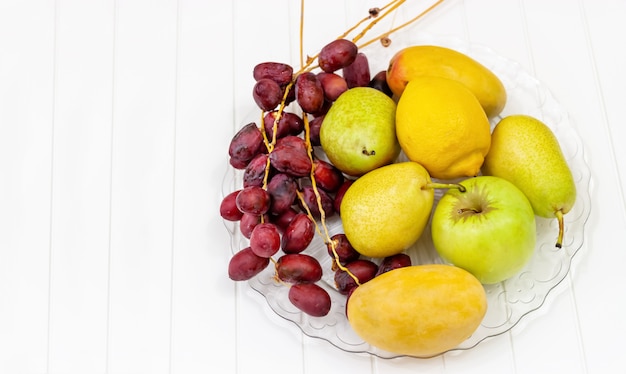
347, 264, 487, 357
386, 45, 507, 118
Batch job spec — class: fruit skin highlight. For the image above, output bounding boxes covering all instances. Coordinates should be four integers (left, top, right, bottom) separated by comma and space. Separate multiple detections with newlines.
347, 264, 487, 357
395, 76, 491, 180
482, 114, 577, 248
386, 44, 507, 118
320, 87, 400, 176
431, 176, 536, 284
339, 162, 434, 258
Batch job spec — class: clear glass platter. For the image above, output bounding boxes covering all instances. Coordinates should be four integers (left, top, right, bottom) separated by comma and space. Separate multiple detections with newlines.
222, 33, 592, 359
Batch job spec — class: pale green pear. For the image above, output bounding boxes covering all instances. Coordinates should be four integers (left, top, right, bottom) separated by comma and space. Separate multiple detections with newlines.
482, 114, 576, 248
320, 87, 400, 176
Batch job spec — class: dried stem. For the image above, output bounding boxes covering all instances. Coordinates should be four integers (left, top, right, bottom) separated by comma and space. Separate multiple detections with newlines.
351, 0, 406, 45
358, 0, 446, 49
294, 0, 444, 76
336, 0, 403, 40
296, 0, 402, 74
302, 116, 360, 285
294, 188, 361, 286
266, 0, 444, 285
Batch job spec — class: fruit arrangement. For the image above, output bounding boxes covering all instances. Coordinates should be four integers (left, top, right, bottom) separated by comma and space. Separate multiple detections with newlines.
220, 2, 587, 358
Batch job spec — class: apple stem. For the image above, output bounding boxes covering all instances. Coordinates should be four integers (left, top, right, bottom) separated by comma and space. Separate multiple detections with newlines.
458, 208, 481, 214
555, 209, 564, 248
423, 182, 466, 193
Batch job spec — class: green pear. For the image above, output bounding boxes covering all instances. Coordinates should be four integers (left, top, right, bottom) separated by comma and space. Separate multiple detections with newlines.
482, 114, 577, 248
320, 87, 400, 176
340, 161, 463, 258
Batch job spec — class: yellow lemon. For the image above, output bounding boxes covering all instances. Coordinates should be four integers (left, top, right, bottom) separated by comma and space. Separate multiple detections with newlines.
396, 76, 491, 180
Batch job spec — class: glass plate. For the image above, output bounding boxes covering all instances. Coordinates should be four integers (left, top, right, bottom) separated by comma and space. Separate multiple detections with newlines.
222, 33, 592, 359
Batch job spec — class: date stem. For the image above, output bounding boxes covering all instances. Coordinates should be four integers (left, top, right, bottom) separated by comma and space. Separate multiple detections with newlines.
358, 0, 446, 49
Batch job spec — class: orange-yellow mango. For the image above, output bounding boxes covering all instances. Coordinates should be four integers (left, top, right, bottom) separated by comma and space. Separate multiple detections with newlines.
347, 264, 487, 357
386, 45, 506, 118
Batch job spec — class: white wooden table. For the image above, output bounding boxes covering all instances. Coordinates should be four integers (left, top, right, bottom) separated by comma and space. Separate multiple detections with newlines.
1, 0, 624, 373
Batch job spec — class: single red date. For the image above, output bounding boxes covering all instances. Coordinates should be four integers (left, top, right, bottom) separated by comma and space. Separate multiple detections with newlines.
288, 283, 331, 317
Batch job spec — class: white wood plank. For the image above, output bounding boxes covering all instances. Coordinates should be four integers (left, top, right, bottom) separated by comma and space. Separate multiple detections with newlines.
369, 1, 470, 373
46, 0, 115, 373
230, 1, 306, 373
294, 2, 388, 372
168, 0, 237, 372
422, 1, 521, 369
564, 0, 626, 373
383, 1, 518, 372
582, 0, 626, 205
513, 0, 625, 373
107, 1, 178, 372
498, 1, 588, 372
464, 2, 586, 374
0, 1, 55, 373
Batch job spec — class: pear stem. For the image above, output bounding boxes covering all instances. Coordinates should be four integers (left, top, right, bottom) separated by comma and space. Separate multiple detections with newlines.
423, 182, 466, 193
555, 210, 565, 248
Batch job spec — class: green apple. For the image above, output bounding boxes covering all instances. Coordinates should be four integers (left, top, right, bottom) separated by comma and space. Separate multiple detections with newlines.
320, 87, 400, 176
431, 175, 536, 284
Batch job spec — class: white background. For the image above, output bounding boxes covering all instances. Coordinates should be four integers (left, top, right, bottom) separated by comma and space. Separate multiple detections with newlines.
0, 0, 624, 373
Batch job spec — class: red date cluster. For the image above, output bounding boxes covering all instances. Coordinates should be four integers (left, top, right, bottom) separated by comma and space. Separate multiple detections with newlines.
221, 38, 401, 318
